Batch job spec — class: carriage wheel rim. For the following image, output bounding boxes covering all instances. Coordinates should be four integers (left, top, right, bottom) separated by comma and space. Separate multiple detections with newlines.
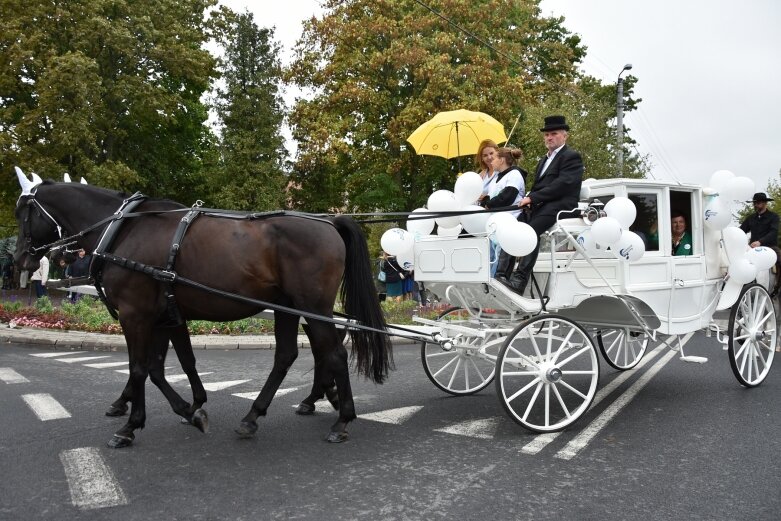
728, 284, 776, 386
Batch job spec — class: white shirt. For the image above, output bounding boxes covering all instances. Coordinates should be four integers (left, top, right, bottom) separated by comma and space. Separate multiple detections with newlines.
488, 167, 525, 217
30, 256, 49, 284
540, 144, 565, 177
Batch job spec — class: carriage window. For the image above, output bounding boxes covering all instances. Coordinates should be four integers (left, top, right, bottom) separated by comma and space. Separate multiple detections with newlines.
670, 190, 694, 256
628, 193, 659, 251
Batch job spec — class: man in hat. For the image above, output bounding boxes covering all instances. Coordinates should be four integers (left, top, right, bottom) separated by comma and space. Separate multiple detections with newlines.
500, 115, 584, 294
740, 192, 779, 248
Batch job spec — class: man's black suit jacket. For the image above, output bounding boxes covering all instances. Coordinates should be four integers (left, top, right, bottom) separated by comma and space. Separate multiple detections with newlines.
527, 144, 584, 219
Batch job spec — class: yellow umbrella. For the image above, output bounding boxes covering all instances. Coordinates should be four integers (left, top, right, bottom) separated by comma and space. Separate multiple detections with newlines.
406, 109, 507, 171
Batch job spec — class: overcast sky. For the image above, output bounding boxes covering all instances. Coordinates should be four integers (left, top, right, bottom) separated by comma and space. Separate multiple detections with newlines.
224, 0, 781, 192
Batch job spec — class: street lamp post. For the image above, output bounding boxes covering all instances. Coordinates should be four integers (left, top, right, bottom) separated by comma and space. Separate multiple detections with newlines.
616, 63, 633, 177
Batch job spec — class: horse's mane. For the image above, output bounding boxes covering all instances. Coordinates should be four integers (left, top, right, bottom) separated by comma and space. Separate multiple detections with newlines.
40, 179, 184, 207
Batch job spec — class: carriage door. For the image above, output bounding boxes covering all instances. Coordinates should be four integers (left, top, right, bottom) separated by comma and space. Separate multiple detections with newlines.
667, 189, 707, 333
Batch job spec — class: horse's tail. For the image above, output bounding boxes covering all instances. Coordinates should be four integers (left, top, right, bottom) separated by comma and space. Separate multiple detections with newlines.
332, 215, 394, 384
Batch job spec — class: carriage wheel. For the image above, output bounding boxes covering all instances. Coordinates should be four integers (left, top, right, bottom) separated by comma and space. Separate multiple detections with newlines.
496, 314, 599, 432
421, 307, 505, 396
596, 327, 649, 370
727, 283, 776, 387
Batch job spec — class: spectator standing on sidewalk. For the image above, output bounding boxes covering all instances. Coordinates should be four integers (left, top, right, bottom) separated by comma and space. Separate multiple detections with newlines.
30, 255, 49, 298
68, 248, 92, 302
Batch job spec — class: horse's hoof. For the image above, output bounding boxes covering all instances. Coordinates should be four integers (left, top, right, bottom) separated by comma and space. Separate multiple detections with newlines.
295, 402, 316, 415
107, 433, 134, 448
235, 421, 257, 438
191, 409, 209, 434
105, 404, 128, 417
325, 430, 349, 443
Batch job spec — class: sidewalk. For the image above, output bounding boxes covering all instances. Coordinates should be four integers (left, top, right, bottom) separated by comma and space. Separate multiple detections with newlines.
0, 325, 305, 351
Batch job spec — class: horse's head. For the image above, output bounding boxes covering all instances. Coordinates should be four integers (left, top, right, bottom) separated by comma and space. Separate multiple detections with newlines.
12, 168, 62, 271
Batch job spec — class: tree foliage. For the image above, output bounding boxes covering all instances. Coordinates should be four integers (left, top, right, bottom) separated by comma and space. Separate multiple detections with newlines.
286, 0, 646, 215
208, 10, 288, 211
0, 0, 220, 226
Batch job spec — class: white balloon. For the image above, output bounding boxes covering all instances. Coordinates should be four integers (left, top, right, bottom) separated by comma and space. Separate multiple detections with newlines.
460, 205, 490, 235
576, 229, 601, 256
708, 170, 735, 193
406, 208, 436, 237
613, 230, 646, 262
724, 176, 755, 202
427, 189, 460, 228
729, 257, 758, 284
396, 249, 414, 270
604, 197, 637, 228
703, 197, 731, 230
709, 170, 735, 194
722, 226, 748, 261
745, 246, 777, 271
485, 212, 517, 238
454, 171, 484, 206
591, 216, 622, 245
437, 224, 462, 237
496, 221, 537, 257
380, 228, 414, 256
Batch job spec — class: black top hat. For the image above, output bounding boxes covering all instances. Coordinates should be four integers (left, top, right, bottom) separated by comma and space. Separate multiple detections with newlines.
540, 115, 570, 132
752, 192, 774, 202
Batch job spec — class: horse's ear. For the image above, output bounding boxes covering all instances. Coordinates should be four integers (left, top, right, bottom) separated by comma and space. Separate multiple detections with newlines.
63, 173, 72, 183
14, 166, 38, 195
31, 173, 43, 185
80, 177, 88, 185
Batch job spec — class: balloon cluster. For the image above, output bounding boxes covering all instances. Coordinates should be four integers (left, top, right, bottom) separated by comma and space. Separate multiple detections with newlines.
703, 170, 755, 230
575, 197, 645, 262
722, 226, 776, 285
380, 172, 538, 268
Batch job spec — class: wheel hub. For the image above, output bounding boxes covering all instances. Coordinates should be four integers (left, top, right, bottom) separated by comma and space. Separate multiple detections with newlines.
540, 363, 562, 383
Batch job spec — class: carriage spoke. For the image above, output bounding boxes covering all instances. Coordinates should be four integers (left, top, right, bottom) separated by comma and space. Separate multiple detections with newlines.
557, 345, 592, 368
448, 358, 463, 389
506, 377, 541, 402
550, 328, 576, 364
739, 343, 750, 374
756, 309, 774, 329
561, 370, 597, 375
604, 331, 623, 358
468, 357, 486, 382
556, 378, 588, 400
544, 384, 550, 427
507, 345, 541, 369
551, 383, 571, 419
521, 382, 543, 422
427, 350, 462, 359
463, 358, 469, 389
432, 355, 460, 379
529, 331, 545, 362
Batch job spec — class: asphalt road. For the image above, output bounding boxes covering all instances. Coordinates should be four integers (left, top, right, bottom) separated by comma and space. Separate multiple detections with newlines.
1, 334, 780, 520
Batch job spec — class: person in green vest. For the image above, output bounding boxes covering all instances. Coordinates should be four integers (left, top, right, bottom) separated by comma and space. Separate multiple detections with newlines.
671, 211, 693, 256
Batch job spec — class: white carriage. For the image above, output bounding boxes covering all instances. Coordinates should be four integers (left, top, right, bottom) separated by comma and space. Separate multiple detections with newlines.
410, 179, 776, 432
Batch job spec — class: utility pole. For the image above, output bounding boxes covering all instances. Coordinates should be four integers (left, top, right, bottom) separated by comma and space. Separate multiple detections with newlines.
617, 63, 632, 177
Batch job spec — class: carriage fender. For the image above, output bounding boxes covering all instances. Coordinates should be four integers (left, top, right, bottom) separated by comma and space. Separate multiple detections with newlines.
557, 294, 661, 332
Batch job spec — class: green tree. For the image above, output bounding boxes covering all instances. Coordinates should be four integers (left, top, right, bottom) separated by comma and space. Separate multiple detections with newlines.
286, 0, 645, 216
0, 0, 220, 225
209, 10, 287, 211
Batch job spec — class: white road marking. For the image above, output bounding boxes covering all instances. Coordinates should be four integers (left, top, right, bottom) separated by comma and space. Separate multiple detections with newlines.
114, 367, 173, 375
60, 447, 128, 510
0, 368, 29, 384
201, 379, 251, 391
554, 334, 691, 460
56, 356, 111, 364
167, 372, 213, 383
30, 351, 85, 358
359, 405, 424, 425
234, 386, 301, 400
520, 343, 665, 455
22, 393, 71, 421
289, 401, 334, 413
434, 417, 498, 439
83, 362, 127, 369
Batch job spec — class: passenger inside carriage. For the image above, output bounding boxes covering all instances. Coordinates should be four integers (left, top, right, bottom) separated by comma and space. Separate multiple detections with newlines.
671, 211, 693, 256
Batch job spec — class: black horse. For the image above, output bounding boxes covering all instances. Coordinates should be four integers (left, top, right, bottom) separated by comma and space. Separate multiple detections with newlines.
14, 177, 392, 447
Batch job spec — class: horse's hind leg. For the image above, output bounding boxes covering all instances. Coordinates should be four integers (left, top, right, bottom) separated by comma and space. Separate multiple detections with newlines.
296, 323, 339, 415
236, 310, 300, 438
307, 320, 356, 443
106, 379, 132, 417
168, 323, 208, 425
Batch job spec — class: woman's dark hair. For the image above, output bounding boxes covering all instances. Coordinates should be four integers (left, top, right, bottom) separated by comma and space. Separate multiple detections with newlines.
495, 147, 523, 167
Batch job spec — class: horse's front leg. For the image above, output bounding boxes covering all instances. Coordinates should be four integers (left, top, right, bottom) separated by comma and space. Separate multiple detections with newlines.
168, 323, 208, 431
236, 311, 299, 438
105, 379, 132, 417
107, 323, 152, 448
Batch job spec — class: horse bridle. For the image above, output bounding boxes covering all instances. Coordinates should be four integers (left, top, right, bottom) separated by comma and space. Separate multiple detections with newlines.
18, 192, 65, 257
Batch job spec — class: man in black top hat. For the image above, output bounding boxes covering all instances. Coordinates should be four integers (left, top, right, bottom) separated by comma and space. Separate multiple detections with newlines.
740, 192, 779, 248
500, 115, 584, 294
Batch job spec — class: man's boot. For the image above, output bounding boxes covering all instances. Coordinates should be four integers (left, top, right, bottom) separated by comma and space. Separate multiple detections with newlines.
501, 270, 528, 295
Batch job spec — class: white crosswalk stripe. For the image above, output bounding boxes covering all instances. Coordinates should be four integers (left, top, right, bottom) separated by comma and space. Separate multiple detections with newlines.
30, 351, 85, 358
434, 417, 499, 439
233, 386, 300, 400
167, 372, 212, 383
83, 362, 127, 369
359, 406, 423, 425
0, 368, 29, 384
60, 447, 128, 510
289, 401, 334, 413
201, 380, 251, 391
56, 356, 111, 364
22, 393, 71, 421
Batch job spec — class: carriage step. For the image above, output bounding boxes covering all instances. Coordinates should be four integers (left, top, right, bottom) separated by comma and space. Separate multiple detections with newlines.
679, 355, 708, 364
